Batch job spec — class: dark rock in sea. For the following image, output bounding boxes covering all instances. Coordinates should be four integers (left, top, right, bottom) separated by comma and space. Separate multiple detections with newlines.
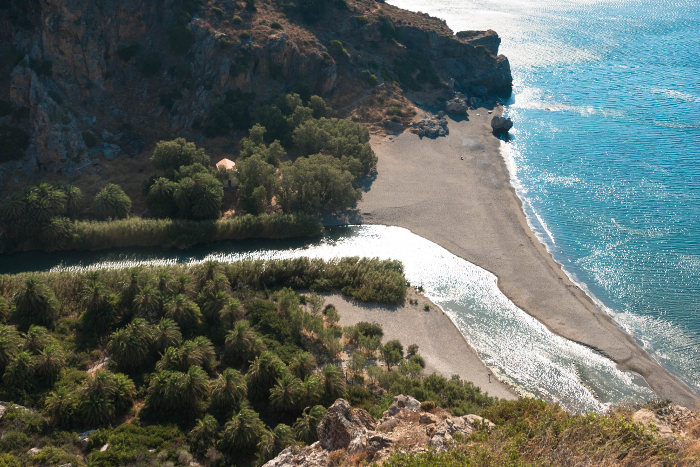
491, 116, 513, 134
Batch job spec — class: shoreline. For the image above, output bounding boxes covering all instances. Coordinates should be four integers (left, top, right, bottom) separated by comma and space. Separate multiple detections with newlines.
355, 107, 699, 409
327, 290, 519, 400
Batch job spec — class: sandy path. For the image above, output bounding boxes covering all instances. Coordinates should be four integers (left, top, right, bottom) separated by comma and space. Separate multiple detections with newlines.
352, 109, 699, 408
326, 291, 518, 400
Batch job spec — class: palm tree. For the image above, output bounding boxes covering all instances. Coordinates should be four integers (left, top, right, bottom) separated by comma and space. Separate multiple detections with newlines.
199, 290, 229, 324
183, 336, 216, 372
184, 365, 210, 409
0, 296, 9, 322
80, 280, 118, 339
219, 406, 265, 455
45, 386, 77, 428
289, 352, 317, 380
164, 294, 202, 334
107, 319, 154, 373
188, 415, 219, 459
112, 371, 136, 415
133, 284, 161, 322
224, 321, 264, 367
2, 350, 36, 397
77, 371, 117, 427
151, 318, 183, 354
218, 298, 244, 330
22, 325, 54, 353
13, 276, 59, 330
269, 373, 303, 413
60, 184, 83, 218
172, 273, 193, 296
144, 365, 209, 426
293, 405, 326, 444
321, 365, 346, 404
0, 324, 21, 373
34, 343, 66, 388
155, 269, 175, 297
247, 351, 286, 402
209, 368, 247, 421
300, 374, 323, 409
118, 268, 142, 321
256, 424, 295, 465
155, 346, 186, 372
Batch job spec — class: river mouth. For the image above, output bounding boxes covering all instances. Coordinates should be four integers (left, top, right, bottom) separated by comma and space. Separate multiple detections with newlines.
0, 224, 655, 412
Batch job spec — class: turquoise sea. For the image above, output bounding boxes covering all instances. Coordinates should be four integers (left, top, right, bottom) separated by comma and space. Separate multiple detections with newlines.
390, 0, 700, 392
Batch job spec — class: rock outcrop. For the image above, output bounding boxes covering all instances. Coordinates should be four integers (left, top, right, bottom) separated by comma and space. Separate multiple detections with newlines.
0, 0, 512, 187
264, 395, 494, 466
411, 113, 449, 138
445, 94, 469, 115
491, 116, 513, 134
316, 399, 376, 451
632, 404, 700, 441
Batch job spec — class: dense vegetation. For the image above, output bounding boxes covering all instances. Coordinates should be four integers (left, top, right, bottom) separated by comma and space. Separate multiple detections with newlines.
0, 259, 501, 466
0, 94, 375, 253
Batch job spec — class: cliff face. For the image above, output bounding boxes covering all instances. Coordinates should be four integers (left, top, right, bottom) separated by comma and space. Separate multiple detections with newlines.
0, 0, 511, 187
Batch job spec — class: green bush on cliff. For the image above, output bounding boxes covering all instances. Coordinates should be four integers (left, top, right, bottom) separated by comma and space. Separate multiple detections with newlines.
0, 125, 29, 162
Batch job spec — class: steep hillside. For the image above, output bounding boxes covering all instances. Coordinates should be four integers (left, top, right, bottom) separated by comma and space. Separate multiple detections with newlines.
0, 0, 511, 197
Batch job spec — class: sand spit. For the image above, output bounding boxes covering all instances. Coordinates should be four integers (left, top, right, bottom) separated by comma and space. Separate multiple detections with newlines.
355, 108, 699, 409
328, 291, 518, 400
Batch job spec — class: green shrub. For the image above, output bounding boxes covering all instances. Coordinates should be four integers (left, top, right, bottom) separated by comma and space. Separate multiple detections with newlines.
0, 125, 29, 162
81, 130, 98, 148
420, 400, 436, 411
354, 15, 369, 26
456, 30, 479, 39
232, 16, 243, 25
116, 44, 140, 61
239, 31, 251, 41
270, 21, 283, 30
141, 52, 162, 76
0, 99, 13, 117
29, 58, 52, 76
93, 184, 132, 220
328, 40, 349, 59
151, 138, 209, 176
377, 14, 396, 39
361, 69, 378, 86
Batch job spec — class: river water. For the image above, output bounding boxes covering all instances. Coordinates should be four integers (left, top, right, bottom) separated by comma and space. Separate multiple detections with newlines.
0, 225, 655, 412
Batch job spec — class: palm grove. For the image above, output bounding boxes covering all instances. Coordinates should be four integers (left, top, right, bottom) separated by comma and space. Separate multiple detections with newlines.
0, 93, 374, 253
0, 259, 494, 466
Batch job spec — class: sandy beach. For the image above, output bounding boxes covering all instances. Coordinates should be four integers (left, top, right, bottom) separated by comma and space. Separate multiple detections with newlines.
327, 290, 518, 400
354, 108, 699, 409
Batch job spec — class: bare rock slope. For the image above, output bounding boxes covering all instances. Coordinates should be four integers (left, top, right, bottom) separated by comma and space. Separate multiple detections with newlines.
264, 395, 495, 466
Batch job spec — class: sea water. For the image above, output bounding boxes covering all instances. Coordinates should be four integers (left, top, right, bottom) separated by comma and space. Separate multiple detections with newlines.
389, 0, 700, 392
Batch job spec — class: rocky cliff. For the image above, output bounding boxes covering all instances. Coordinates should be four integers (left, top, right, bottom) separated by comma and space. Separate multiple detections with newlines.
264, 395, 497, 466
0, 0, 511, 192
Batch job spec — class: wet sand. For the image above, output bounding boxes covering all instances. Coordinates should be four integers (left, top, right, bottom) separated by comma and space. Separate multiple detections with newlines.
326, 291, 518, 400
355, 108, 699, 409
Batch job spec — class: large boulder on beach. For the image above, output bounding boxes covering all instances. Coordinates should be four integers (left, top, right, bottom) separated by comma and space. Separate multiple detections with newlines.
491, 116, 513, 134
411, 114, 449, 138
445, 96, 469, 115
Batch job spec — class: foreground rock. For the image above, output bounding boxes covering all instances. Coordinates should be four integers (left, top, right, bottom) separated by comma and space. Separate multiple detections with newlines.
410, 113, 449, 138
632, 404, 700, 441
264, 395, 494, 466
490, 116, 513, 135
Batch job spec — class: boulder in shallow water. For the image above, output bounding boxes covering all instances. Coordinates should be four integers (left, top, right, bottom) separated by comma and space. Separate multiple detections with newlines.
491, 116, 513, 134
